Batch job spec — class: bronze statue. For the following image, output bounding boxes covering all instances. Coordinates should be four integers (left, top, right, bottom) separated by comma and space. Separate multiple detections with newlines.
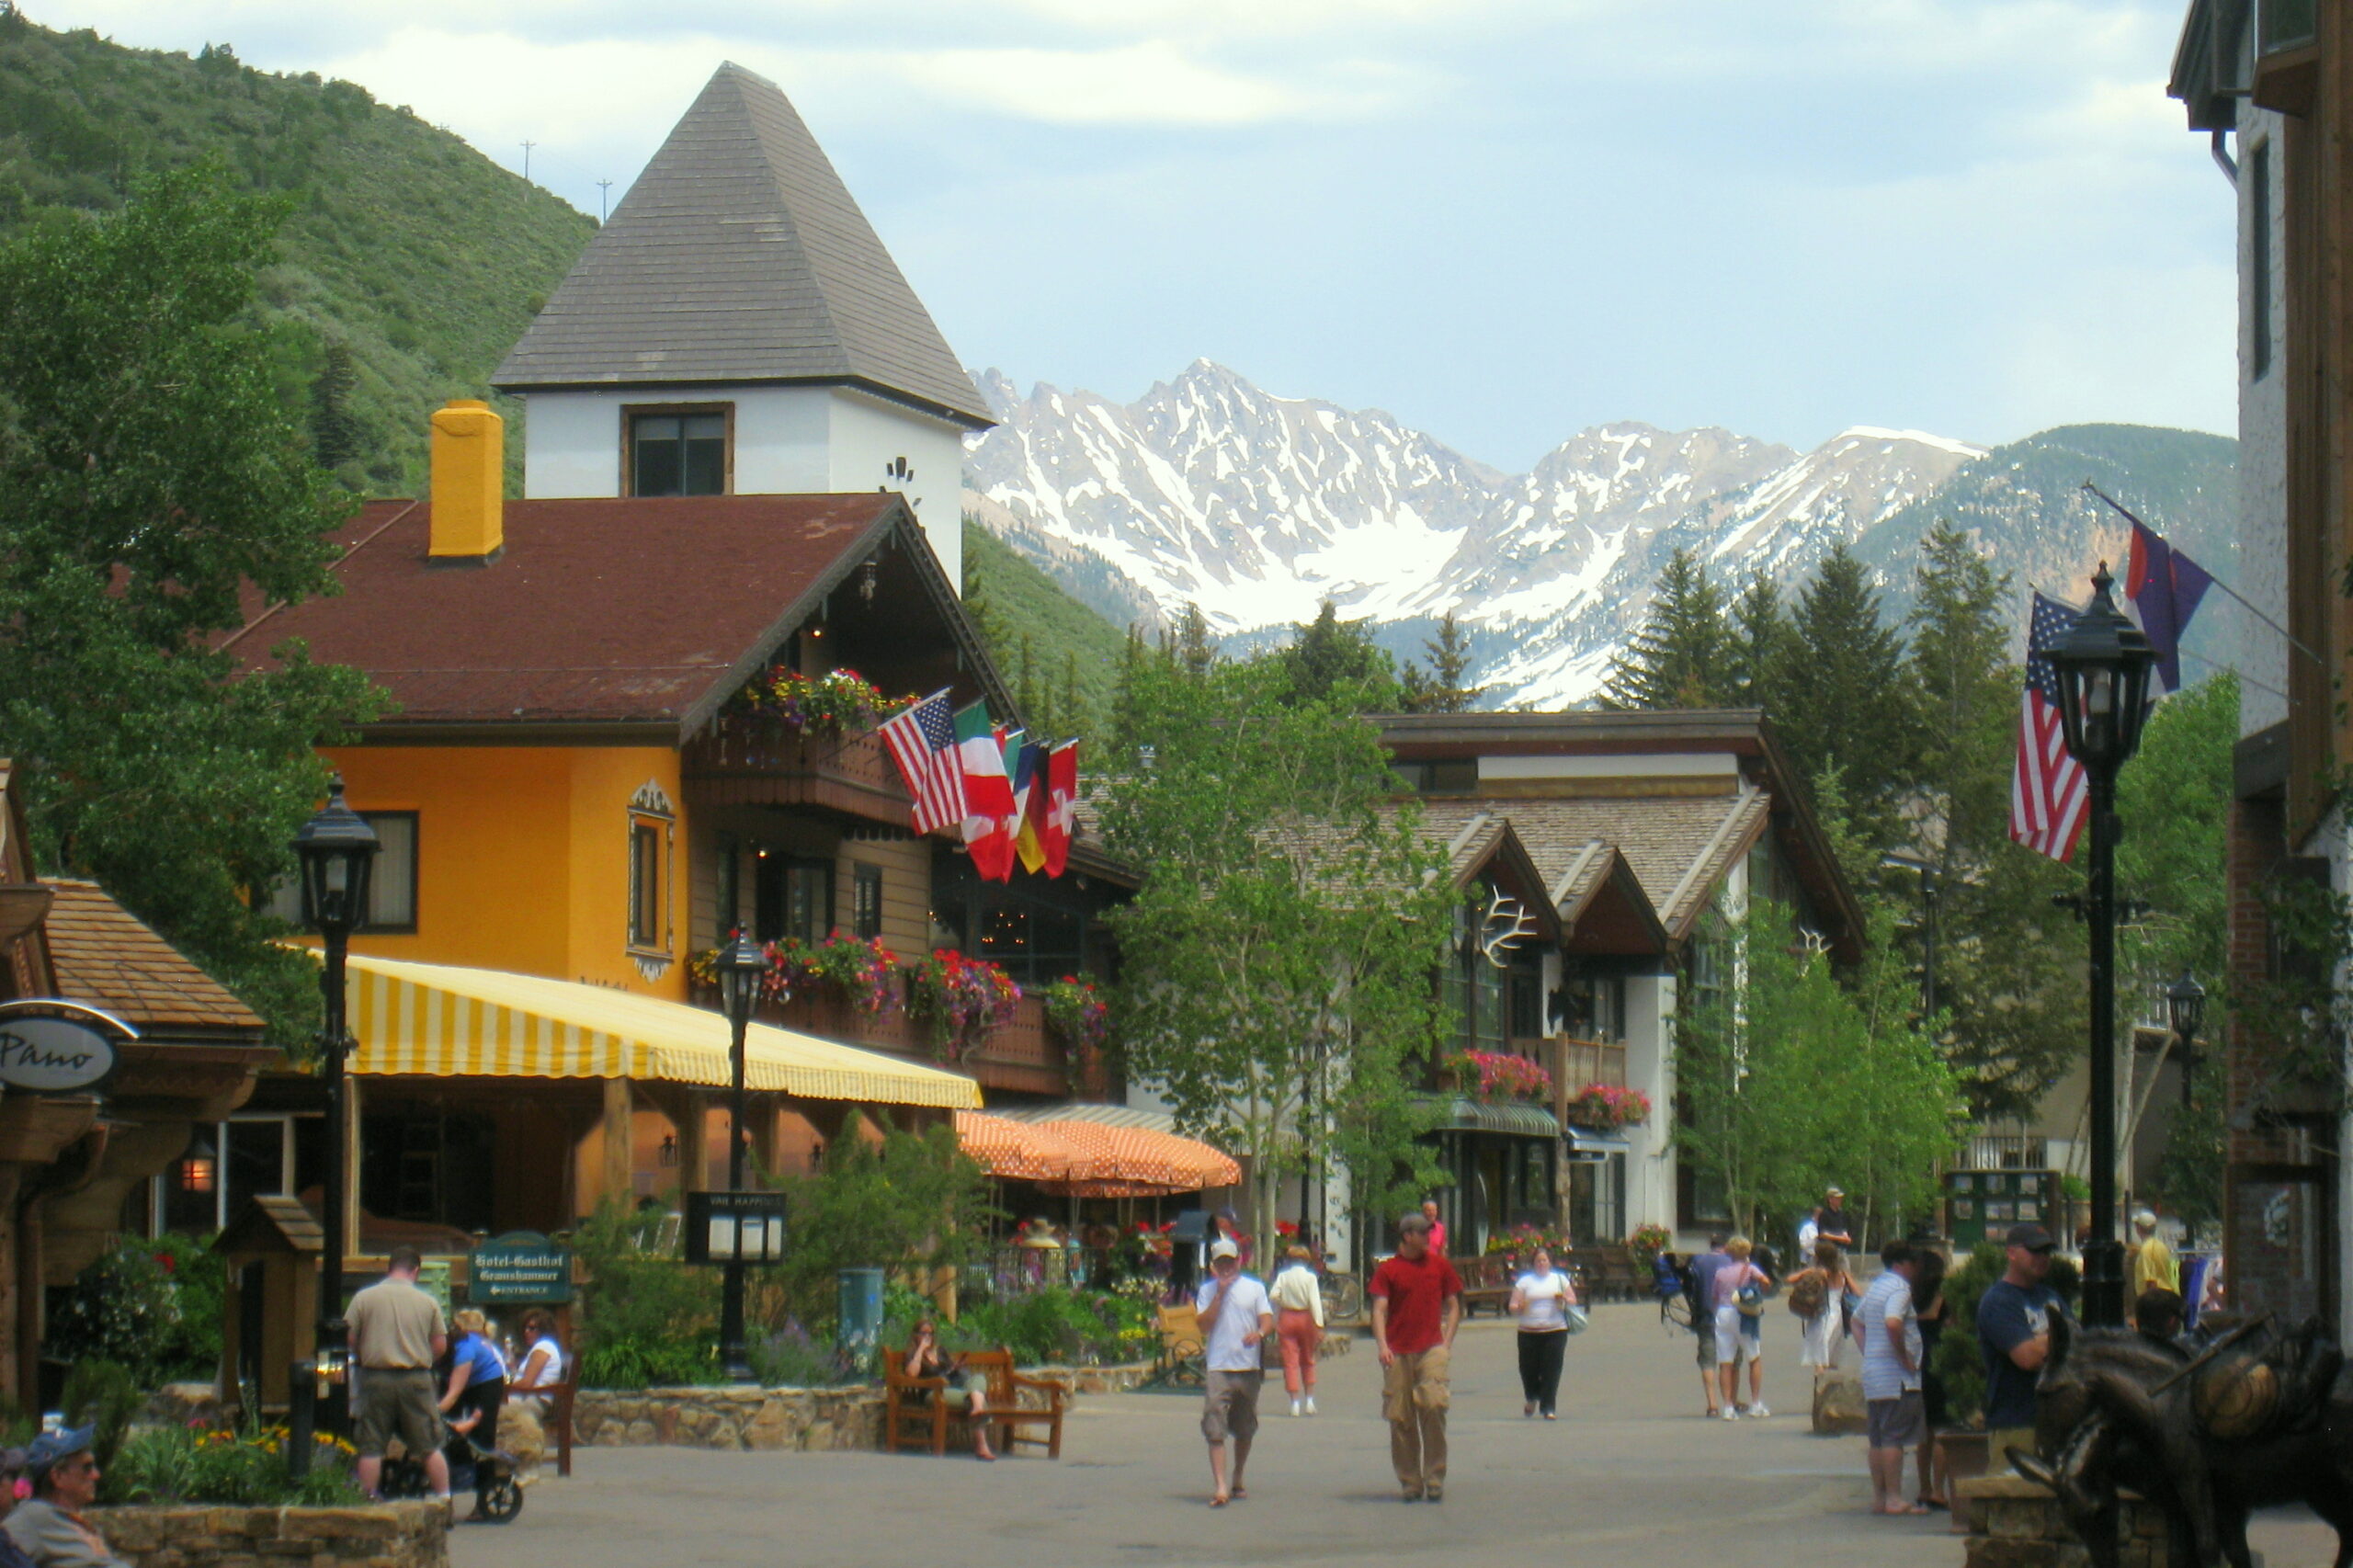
2012, 1314, 2353, 1568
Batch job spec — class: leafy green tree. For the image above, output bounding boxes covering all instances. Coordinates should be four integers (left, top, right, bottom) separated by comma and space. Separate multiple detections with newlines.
771, 1118, 995, 1335
0, 165, 382, 1040
1601, 548, 1728, 710
1102, 655, 1449, 1243
1402, 611, 1483, 712
2116, 672, 2235, 1207
1276, 600, 1401, 710
1676, 902, 1961, 1240
1779, 541, 1916, 847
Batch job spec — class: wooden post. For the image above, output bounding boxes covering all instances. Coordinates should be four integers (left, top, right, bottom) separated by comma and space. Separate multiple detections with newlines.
601, 1077, 634, 1209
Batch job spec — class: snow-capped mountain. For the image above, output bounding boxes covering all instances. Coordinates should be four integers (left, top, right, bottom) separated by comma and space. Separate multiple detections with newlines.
964, 361, 1987, 707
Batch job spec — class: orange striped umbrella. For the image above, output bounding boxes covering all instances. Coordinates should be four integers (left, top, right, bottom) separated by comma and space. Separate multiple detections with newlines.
1036, 1119, 1241, 1190
954, 1111, 1089, 1181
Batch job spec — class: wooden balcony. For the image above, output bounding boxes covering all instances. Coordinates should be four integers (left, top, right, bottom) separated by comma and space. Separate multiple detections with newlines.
681, 715, 915, 825
698, 980, 1079, 1099
1558, 1037, 1628, 1091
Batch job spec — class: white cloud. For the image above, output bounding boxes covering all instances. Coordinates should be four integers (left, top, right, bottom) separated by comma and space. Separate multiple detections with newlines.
882, 41, 1416, 126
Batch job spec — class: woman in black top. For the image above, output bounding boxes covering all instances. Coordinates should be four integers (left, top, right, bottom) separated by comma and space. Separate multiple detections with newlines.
1911, 1248, 1951, 1508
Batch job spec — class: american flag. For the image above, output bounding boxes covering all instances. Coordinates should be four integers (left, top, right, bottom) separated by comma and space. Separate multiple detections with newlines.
878, 689, 966, 835
2010, 592, 2089, 862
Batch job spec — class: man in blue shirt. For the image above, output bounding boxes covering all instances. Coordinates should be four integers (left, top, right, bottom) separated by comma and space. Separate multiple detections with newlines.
1976, 1223, 2064, 1469
1688, 1234, 1732, 1416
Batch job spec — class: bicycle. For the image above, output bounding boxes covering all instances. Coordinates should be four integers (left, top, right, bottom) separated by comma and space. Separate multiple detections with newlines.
1320, 1261, 1365, 1324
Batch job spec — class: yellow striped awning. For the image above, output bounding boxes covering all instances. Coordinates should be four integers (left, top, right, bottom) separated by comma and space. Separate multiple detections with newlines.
341, 953, 982, 1109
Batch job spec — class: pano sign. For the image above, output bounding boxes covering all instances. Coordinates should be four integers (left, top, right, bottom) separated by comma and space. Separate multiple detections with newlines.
0, 1009, 122, 1094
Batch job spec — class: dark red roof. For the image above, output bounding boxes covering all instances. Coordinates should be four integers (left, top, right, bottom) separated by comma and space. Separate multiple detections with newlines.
229, 494, 949, 736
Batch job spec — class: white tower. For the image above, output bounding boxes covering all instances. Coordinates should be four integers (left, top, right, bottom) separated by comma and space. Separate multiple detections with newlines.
493, 62, 990, 586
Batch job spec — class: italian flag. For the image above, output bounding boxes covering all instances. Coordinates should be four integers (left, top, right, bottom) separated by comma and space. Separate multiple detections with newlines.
956, 702, 1017, 881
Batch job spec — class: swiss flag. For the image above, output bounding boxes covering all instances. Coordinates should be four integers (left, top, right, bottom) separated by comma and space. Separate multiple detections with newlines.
1043, 742, 1078, 877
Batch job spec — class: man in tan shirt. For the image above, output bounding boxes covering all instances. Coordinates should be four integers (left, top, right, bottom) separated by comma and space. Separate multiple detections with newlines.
347, 1245, 449, 1501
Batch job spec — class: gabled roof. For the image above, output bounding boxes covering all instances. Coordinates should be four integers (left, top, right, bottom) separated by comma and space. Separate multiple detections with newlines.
1546, 839, 1673, 959
43, 880, 266, 1040
493, 62, 993, 428
1433, 812, 1564, 948
226, 493, 1012, 740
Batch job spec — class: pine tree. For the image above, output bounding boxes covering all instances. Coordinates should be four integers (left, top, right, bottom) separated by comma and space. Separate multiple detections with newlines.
1403, 611, 1483, 712
309, 340, 361, 472
1016, 631, 1044, 734
961, 551, 1004, 655
1175, 603, 1218, 679
1724, 572, 1793, 717
1778, 542, 1915, 841
1111, 626, 1150, 754
1599, 549, 1729, 710
1278, 600, 1399, 710
1058, 650, 1089, 744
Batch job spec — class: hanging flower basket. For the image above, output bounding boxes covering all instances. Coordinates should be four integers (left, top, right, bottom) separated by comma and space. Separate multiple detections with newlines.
906, 949, 1021, 1060
1567, 1083, 1651, 1131
1628, 1222, 1673, 1267
733, 666, 915, 736
1443, 1049, 1552, 1103
1041, 974, 1110, 1052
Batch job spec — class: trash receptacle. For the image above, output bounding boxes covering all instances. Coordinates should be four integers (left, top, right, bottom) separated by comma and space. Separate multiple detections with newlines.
838, 1267, 886, 1369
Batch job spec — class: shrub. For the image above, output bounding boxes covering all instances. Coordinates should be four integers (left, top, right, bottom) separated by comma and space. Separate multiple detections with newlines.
60, 1360, 140, 1473
572, 1201, 721, 1389
47, 1233, 188, 1384
954, 1288, 1155, 1367
768, 1119, 995, 1334
749, 1321, 856, 1388
108, 1422, 360, 1506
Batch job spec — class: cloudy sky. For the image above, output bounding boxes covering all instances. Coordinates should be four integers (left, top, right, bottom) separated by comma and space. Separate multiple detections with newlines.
35, 1, 2234, 471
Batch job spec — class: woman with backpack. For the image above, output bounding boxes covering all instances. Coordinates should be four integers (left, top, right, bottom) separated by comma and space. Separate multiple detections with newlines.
1710, 1236, 1774, 1419
1790, 1240, 1858, 1373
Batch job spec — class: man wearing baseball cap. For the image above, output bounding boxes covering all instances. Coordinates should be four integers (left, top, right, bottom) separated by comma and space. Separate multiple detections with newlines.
5, 1426, 128, 1567
1195, 1235, 1274, 1507
1977, 1223, 2066, 1468
2127, 1209, 2178, 1307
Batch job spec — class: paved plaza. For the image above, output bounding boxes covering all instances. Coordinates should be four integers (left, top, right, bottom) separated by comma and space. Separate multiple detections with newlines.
456, 1302, 2339, 1568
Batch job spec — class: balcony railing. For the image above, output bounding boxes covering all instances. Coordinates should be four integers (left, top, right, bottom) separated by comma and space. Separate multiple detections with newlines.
1557, 1037, 1628, 1091
681, 715, 914, 825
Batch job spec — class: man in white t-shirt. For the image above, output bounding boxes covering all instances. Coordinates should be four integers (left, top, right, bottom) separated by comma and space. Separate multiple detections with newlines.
1857, 1238, 1926, 1516
1196, 1236, 1275, 1508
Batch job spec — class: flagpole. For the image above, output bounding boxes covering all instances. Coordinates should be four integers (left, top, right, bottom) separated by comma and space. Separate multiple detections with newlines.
2078, 482, 2323, 667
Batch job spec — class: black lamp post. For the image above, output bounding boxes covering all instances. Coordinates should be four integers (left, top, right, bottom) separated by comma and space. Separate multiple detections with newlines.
290, 775, 381, 1419
711, 929, 765, 1382
2044, 564, 2157, 1328
2167, 970, 2208, 1108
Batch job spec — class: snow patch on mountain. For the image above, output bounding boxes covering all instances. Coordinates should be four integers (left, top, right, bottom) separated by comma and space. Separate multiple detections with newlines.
964, 363, 1985, 708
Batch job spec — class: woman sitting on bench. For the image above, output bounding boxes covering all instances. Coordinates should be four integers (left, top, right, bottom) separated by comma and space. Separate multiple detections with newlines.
905, 1321, 995, 1461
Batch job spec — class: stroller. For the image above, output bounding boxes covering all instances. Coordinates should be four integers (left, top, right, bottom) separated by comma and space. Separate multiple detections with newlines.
380, 1415, 525, 1523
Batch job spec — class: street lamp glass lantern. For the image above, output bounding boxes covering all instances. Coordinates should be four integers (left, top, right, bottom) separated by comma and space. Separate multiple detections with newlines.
2047, 564, 2159, 772
712, 930, 766, 1028
2166, 970, 2207, 1045
290, 776, 381, 937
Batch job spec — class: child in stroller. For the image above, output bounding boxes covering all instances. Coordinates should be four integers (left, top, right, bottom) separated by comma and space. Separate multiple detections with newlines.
380, 1407, 524, 1523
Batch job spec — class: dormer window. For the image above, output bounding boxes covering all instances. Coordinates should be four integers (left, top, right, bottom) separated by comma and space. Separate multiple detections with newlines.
625, 405, 731, 496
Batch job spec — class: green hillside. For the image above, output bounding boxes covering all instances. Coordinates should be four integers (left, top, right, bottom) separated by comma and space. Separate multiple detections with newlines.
0, 7, 595, 494
1855, 423, 2240, 667
963, 518, 1133, 745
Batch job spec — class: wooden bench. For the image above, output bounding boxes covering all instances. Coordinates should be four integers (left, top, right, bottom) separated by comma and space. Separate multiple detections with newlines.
1584, 1244, 1642, 1303
1457, 1255, 1515, 1317
882, 1346, 1068, 1460
1154, 1303, 1206, 1385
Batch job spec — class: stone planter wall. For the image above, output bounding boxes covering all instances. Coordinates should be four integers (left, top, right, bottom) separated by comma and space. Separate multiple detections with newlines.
571, 1359, 1164, 1450
571, 1385, 884, 1450
92, 1500, 446, 1568
1957, 1473, 2171, 1568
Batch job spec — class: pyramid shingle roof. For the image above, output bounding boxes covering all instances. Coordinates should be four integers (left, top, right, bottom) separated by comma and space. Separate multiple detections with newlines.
494, 63, 991, 427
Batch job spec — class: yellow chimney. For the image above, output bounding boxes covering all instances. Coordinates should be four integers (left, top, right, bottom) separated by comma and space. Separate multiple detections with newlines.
428, 399, 504, 560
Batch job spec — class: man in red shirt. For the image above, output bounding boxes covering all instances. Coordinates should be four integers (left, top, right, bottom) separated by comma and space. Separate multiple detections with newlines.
1370, 1210, 1463, 1502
